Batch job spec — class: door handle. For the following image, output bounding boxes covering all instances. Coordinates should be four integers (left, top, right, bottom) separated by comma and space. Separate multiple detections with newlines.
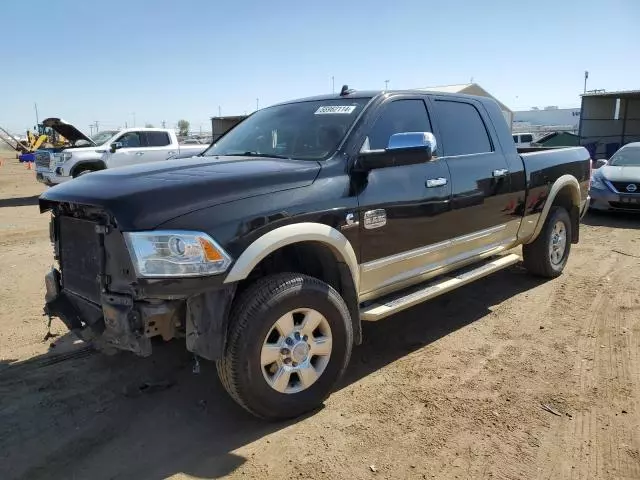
492, 168, 509, 177
167, 151, 175, 156
135, 152, 145, 156
426, 177, 447, 188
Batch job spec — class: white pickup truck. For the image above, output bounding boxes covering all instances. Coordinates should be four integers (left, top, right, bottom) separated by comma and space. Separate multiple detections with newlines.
35, 118, 206, 186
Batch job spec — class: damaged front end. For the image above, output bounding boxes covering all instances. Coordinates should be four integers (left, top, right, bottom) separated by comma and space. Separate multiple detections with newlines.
42, 202, 236, 360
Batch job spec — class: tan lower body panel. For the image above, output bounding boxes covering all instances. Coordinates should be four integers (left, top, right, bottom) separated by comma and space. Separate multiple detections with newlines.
360, 253, 521, 321
359, 220, 522, 303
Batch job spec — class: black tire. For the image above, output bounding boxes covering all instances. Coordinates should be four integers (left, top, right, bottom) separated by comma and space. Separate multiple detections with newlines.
523, 206, 572, 278
217, 273, 353, 420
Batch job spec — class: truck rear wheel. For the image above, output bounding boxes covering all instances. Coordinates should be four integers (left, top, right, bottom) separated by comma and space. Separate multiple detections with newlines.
523, 206, 572, 278
217, 273, 353, 420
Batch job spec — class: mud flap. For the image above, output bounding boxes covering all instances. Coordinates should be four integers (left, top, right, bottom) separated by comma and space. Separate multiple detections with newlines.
185, 285, 236, 361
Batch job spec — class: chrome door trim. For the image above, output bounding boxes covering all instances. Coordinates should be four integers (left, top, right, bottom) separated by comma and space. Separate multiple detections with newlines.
450, 223, 506, 245
359, 237, 518, 303
361, 224, 507, 274
358, 221, 521, 300
361, 239, 451, 273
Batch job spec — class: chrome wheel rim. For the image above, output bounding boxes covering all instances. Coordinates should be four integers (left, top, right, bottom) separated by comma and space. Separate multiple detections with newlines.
549, 220, 567, 265
261, 308, 333, 394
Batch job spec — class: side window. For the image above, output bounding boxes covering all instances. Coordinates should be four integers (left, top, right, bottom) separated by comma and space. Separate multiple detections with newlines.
512, 135, 519, 143
434, 101, 493, 156
116, 131, 143, 148
521, 134, 533, 143
366, 99, 433, 150
145, 131, 171, 147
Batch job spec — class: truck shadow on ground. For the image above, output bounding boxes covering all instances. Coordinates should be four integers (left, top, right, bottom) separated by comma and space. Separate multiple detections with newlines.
1, 266, 544, 480
0, 195, 40, 208
582, 211, 640, 229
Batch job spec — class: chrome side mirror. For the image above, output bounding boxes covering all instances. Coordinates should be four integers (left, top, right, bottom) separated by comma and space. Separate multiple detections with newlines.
110, 141, 123, 153
387, 131, 437, 155
357, 131, 436, 171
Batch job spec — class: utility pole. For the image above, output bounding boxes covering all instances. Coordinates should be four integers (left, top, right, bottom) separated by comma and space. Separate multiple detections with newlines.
125, 121, 128, 129
161, 120, 166, 128
256, 98, 259, 111
94, 121, 99, 133
584, 70, 589, 94
384, 80, 390, 91
332, 76, 335, 93
89, 124, 94, 136
34, 103, 39, 126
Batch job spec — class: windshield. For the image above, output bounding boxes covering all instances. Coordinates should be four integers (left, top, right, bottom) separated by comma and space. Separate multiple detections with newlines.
609, 146, 640, 167
203, 98, 371, 160
91, 130, 118, 145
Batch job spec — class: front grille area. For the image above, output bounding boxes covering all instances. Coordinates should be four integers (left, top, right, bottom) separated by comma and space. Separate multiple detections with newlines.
59, 216, 102, 303
610, 181, 639, 193
34, 151, 52, 169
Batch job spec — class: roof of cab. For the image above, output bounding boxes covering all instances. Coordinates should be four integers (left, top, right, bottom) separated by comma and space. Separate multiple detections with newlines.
272, 89, 496, 108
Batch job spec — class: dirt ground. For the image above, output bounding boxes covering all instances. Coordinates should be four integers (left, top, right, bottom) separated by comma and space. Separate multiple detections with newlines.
1, 152, 639, 480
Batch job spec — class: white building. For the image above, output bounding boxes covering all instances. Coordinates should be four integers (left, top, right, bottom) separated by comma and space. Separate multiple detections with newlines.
513, 107, 580, 133
419, 83, 513, 129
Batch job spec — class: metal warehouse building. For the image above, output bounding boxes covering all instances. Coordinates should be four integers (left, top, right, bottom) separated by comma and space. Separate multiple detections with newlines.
579, 90, 640, 159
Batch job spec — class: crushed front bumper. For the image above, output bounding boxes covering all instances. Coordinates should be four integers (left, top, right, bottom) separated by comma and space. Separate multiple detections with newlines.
43, 268, 236, 360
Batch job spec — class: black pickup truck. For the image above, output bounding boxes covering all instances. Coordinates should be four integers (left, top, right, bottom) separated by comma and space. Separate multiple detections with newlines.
40, 88, 590, 419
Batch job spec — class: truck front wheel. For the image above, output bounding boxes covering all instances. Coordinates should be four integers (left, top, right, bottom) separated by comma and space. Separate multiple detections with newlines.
523, 206, 572, 278
217, 273, 353, 420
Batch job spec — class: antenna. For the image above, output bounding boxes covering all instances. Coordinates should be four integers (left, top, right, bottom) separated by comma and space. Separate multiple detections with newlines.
340, 85, 353, 96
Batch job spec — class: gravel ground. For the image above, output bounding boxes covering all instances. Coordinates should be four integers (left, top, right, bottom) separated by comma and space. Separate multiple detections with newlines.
1, 153, 639, 480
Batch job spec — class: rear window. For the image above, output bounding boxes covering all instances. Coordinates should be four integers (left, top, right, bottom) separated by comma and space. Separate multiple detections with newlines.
521, 134, 533, 143
434, 100, 493, 156
145, 131, 171, 147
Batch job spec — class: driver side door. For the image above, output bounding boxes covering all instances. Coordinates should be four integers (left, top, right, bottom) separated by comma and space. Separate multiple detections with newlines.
107, 131, 147, 168
357, 97, 453, 300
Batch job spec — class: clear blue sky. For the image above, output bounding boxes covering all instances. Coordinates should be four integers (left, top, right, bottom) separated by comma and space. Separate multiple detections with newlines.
1, 0, 638, 134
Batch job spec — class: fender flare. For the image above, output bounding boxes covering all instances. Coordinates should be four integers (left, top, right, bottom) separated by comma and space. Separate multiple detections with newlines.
70, 159, 106, 177
525, 174, 581, 244
223, 222, 359, 290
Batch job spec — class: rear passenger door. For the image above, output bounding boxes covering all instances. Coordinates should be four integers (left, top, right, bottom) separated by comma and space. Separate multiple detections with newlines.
143, 131, 176, 163
432, 97, 519, 253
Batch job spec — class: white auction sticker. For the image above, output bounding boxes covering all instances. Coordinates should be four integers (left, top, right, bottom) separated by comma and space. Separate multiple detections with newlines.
314, 105, 357, 115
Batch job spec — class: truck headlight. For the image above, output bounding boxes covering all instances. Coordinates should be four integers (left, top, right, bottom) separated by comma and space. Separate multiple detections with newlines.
60, 152, 73, 163
124, 230, 232, 277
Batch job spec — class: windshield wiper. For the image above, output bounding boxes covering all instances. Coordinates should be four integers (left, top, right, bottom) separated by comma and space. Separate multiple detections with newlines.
224, 151, 292, 160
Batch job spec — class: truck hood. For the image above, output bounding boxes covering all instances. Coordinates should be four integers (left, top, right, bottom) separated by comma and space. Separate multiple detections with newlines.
40, 156, 321, 230
42, 118, 95, 146
600, 165, 640, 182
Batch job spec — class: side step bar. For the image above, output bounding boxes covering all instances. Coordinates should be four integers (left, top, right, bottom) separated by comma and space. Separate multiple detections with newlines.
360, 253, 521, 321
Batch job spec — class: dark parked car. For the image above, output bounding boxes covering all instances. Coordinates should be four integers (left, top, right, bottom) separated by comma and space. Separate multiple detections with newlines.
589, 142, 640, 212
39, 87, 590, 419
